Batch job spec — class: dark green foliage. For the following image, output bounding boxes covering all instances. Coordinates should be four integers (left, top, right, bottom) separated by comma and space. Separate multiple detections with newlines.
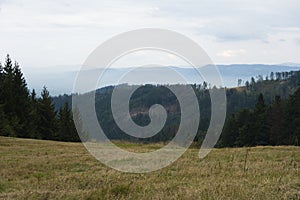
0, 54, 300, 146
221, 94, 270, 147
269, 96, 284, 145
0, 55, 31, 137
284, 88, 300, 145
37, 86, 57, 140
234, 109, 253, 146
252, 93, 269, 145
27, 89, 40, 138
220, 90, 300, 147
57, 102, 79, 142
12, 62, 32, 137
0, 62, 3, 101
0, 55, 80, 142
218, 114, 238, 147
0, 104, 12, 136
53, 69, 300, 146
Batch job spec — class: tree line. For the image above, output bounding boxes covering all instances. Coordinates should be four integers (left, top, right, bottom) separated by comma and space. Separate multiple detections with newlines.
52, 64, 300, 145
218, 90, 300, 147
0, 54, 300, 146
0, 55, 79, 142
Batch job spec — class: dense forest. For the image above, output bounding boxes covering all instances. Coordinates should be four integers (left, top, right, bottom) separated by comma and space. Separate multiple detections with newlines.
0, 55, 300, 147
0, 55, 79, 142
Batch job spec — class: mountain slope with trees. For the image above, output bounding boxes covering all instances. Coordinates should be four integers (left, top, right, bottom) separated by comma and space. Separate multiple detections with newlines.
0, 55, 300, 147
52, 65, 300, 146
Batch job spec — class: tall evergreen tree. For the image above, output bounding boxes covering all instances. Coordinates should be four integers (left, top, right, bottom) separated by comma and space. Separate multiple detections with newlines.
0, 57, 11, 136
38, 86, 57, 140
235, 109, 253, 146
269, 96, 284, 145
250, 77, 256, 90
0, 62, 4, 102
284, 88, 300, 145
253, 93, 269, 145
0, 55, 32, 137
219, 114, 238, 147
57, 102, 79, 142
2, 55, 15, 118
12, 62, 31, 137
270, 72, 274, 80
27, 89, 40, 138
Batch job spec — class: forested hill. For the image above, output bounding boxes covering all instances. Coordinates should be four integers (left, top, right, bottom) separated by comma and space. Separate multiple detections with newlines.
53, 69, 300, 146
0, 55, 300, 146
53, 70, 300, 113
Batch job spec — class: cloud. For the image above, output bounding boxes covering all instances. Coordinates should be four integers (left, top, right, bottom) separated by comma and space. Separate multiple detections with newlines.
0, 0, 299, 68
295, 39, 300, 45
143, 0, 300, 41
0, 0, 7, 4
217, 49, 246, 58
0, 0, 7, 11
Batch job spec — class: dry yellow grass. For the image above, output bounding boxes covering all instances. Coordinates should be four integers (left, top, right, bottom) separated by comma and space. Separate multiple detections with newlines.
0, 136, 299, 199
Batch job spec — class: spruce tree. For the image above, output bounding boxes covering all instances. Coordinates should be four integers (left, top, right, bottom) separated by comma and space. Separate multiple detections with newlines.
2, 55, 15, 117
28, 89, 40, 138
253, 93, 269, 145
12, 61, 31, 137
38, 86, 57, 140
1, 55, 20, 136
219, 114, 238, 147
285, 88, 300, 145
269, 96, 284, 145
57, 102, 79, 142
0, 62, 3, 102
235, 109, 253, 146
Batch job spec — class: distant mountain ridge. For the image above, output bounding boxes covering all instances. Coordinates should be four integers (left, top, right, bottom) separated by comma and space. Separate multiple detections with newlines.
24, 64, 300, 95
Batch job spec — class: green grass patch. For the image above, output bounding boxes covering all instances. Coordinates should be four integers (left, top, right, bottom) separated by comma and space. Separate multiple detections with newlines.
0, 182, 5, 193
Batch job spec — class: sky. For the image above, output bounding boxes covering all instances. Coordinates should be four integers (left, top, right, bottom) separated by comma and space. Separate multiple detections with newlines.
0, 0, 300, 72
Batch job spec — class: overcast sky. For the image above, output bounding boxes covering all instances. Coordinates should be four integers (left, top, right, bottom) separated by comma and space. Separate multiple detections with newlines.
0, 0, 300, 71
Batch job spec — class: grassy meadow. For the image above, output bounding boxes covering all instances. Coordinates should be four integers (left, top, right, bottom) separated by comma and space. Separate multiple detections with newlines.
0, 136, 299, 199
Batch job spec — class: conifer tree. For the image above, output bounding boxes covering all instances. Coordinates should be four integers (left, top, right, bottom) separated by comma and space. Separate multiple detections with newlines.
253, 93, 269, 145
38, 86, 57, 140
2, 55, 15, 117
219, 114, 238, 147
0, 62, 3, 101
269, 96, 284, 145
285, 88, 300, 145
57, 102, 79, 142
235, 109, 253, 146
27, 89, 40, 138
12, 62, 31, 137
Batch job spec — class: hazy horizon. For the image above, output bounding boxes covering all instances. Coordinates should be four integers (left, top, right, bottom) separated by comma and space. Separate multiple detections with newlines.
18, 63, 300, 95
1, 0, 299, 95
1, 0, 300, 71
